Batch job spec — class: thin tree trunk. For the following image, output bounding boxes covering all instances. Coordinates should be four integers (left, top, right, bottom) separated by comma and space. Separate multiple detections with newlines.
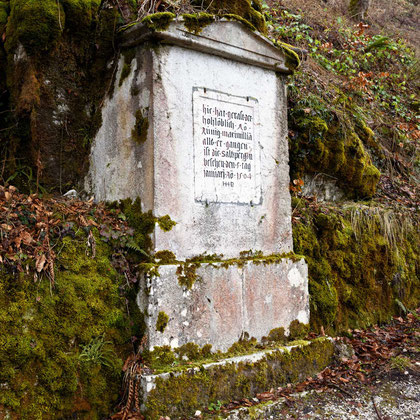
349, 0, 370, 21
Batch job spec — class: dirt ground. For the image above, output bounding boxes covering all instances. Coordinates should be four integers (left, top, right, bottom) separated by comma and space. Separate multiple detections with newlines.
258, 369, 420, 419
221, 311, 420, 419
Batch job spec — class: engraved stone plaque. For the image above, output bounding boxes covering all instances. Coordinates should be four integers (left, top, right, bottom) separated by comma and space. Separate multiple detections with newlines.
193, 88, 261, 204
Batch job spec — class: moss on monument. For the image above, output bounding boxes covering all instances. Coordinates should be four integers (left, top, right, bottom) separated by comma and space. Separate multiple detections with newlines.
141, 12, 176, 32
5, 0, 64, 54
156, 311, 169, 333
115, 198, 176, 257
273, 40, 301, 70
154, 250, 177, 264
182, 12, 214, 34
176, 262, 201, 290
131, 109, 149, 143
222, 13, 256, 31
143, 338, 334, 419
157, 214, 176, 232
194, 0, 267, 34
139, 252, 304, 291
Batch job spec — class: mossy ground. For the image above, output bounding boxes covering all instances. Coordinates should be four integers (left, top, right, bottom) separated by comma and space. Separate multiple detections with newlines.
0, 232, 135, 419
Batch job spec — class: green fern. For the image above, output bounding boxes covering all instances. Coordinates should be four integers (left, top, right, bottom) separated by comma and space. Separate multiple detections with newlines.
125, 238, 149, 257
364, 36, 390, 52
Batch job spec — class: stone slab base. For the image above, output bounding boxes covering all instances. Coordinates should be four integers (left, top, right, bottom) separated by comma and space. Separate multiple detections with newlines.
138, 258, 309, 352
137, 338, 334, 419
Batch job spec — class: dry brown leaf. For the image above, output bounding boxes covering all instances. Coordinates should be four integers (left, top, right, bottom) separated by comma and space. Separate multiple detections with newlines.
35, 254, 47, 273
21, 231, 34, 245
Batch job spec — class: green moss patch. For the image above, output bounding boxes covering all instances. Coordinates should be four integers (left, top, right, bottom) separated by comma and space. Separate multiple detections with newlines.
119, 48, 136, 87
140, 252, 303, 290
156, 311, 169, 333
183, 12, 214, 34
195, 0, 267, 33
141, 12, 175, 32
0, 1, 9, 33
0, 233, 134, 419
292, 201, 420, 334
131, 109, 149, 143
5, 0, 64, 54
289, 92, 381, 198
143, 338, 334, 419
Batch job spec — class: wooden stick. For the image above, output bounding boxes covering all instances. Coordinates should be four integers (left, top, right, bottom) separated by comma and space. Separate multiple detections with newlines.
371, 396, 383, 420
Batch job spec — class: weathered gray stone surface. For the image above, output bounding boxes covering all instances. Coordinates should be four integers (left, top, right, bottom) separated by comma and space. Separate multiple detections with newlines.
86, 20, 293, 259
138, 259, 309, 352
86, 19, 309, 352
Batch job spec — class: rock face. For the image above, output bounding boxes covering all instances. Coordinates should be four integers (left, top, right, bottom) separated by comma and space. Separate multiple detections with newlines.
86, 18, 309, 351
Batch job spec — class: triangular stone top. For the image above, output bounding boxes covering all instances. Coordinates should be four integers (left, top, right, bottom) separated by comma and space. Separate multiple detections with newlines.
120, 17, 299, 74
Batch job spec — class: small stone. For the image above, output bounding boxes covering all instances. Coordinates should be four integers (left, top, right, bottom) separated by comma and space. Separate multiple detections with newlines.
63, 189, 77, 198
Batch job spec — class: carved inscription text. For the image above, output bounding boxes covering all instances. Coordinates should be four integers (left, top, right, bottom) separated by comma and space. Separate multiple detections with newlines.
193, 88, 261, 204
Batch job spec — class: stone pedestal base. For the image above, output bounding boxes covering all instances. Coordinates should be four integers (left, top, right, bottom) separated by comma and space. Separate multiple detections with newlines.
138, 257, 309, 352
137, 338, 334, 419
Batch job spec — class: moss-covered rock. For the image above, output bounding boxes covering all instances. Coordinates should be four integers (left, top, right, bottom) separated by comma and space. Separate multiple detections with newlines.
292, 202, 420, 334
1, 0, 122, 192
156, 311, 169, 333
289, 93, 380, 199
0, 233, 135, 419
5, 0, 64, 54
0, 1, 9, 34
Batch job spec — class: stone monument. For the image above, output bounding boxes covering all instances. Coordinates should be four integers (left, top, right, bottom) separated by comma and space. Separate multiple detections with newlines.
86, 17, 309, 352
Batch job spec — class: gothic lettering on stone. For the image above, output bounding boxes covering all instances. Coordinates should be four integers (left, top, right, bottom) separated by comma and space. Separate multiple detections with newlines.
193, 88, 261, 204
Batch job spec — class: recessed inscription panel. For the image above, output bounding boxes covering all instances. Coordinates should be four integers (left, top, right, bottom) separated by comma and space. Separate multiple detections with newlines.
193, 88, 261, 204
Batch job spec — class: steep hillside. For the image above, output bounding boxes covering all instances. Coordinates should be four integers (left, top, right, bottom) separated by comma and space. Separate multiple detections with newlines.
261, 0, 419, 332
